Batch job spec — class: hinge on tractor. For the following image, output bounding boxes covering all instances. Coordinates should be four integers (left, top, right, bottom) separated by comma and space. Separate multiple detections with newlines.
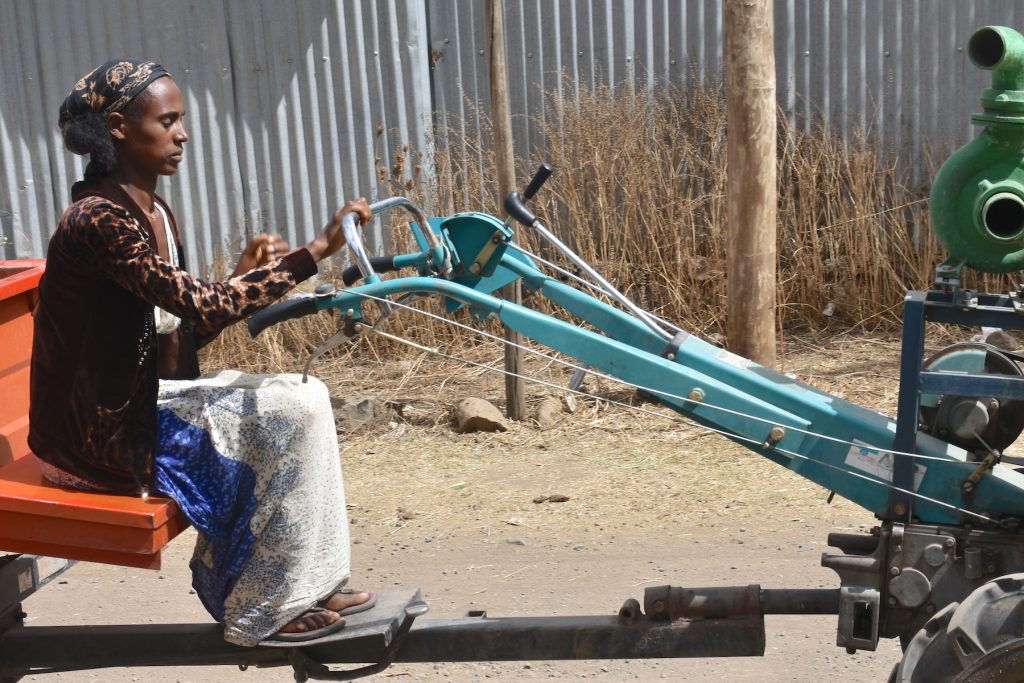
934, 259, 976, 308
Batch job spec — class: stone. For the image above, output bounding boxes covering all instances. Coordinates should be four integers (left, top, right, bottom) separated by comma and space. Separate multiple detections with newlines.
984, 328, 1019, 351
534, 395, 564, 430
531, 494, 571, 504
453, 397, 508, 433
331, 395, 390, 431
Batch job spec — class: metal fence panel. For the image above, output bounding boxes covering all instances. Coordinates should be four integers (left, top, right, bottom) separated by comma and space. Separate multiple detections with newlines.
4, 1, 1024, 269
0, 0, 431, 272
429, 0, 1024, 191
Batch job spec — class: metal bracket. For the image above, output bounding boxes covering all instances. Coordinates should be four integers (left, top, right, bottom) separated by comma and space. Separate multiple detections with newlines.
468, 231, 507, 277
822, 528, 888, 652
934, 259, 965, 298
285, 602, 426, 682
836, 586, 881, 652
659, 331, 689, 362
0, 555, 72, 622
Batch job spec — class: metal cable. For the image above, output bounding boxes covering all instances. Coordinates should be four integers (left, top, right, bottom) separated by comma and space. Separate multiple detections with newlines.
505, 198, 929, 334
350, 289, 971, 466
506, 242, 686, 335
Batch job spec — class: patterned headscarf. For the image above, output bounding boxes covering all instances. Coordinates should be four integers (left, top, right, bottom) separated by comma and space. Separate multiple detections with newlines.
58, 59, 170, 133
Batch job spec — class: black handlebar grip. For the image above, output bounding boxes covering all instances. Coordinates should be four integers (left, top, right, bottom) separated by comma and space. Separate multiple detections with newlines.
504, 191, 537, 227
341, 255, 399, 286
247, 296, 319, 337
522, 163, 553, 200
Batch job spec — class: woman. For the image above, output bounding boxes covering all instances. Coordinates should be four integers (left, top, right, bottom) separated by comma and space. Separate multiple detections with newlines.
29, 59, 375, 645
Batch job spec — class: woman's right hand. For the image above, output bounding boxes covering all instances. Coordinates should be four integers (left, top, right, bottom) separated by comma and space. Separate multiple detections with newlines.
306, 198, 372, 263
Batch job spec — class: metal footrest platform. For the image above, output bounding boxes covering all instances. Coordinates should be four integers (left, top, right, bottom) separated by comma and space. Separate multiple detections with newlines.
259, 589, 426, 651
260, 590, 428, 682
1, 590, 426, 680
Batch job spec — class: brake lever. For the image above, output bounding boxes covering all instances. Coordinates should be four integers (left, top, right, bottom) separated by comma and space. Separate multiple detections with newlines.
302, 317, 361, 382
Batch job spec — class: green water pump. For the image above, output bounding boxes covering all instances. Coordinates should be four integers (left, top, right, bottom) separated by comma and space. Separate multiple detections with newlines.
932, 26, 1024, 273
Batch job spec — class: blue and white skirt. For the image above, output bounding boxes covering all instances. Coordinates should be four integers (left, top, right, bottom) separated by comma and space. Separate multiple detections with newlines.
154, 371, 351, 646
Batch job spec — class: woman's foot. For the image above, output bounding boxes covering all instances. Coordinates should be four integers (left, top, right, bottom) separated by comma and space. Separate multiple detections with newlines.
321, 588, 376, 616
262, 589, 374, 644
277, 607, 342, 635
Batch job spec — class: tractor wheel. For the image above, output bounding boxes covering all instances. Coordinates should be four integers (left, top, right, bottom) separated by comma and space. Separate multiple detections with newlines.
894, 574, 1024, 682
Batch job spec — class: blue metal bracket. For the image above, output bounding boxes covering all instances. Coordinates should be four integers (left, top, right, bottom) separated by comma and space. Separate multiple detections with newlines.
891, 288, 1024, 522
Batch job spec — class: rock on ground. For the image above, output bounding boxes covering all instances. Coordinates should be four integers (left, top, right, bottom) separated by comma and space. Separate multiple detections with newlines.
533, 395, 564, 430
331, 395, 391, 431
453, 397, 508, 433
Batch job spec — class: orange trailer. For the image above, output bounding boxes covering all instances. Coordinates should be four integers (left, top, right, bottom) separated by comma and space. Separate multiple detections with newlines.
0, 260, 187, 570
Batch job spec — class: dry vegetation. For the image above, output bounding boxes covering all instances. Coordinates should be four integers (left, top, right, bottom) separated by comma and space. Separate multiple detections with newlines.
203, 79, 1012, 378
422, 79, 943, 332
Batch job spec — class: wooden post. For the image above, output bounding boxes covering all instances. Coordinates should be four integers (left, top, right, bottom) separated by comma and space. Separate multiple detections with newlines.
725, 0, 777, 367
486, 0, 526, 419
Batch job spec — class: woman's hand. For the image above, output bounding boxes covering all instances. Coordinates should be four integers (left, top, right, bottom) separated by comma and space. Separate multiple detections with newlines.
306, 198, 372, 263
231, 233, 290, 277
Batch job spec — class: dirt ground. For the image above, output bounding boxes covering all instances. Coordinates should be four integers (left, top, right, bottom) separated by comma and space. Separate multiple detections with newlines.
21, 332, 924, 682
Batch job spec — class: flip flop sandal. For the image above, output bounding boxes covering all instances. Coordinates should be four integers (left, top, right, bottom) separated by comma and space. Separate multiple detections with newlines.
263, 607, 346, 643
320, 587, 378, 617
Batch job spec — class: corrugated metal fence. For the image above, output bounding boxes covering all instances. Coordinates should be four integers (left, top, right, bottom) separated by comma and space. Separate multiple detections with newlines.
0, 0, 431, 271
2, 0, 1024, 271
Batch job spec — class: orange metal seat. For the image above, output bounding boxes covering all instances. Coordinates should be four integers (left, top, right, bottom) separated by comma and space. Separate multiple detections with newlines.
0, 455, 187, 569
0, 259, 189, 569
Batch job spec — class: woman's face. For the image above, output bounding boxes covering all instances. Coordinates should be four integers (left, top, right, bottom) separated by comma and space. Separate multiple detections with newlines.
113, 77, 188, 177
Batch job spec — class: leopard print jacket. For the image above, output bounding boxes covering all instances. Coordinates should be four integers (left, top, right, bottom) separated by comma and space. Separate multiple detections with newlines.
30, 182, 317, 493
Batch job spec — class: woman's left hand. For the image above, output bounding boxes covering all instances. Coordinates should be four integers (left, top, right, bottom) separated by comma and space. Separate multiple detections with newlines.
231, 234, 290, 277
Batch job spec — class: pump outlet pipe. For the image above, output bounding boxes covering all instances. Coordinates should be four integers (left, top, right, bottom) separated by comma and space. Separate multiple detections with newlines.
931, 26, 1024, 273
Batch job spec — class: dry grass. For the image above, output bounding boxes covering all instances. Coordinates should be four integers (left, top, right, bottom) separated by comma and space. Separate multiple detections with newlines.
203, 79, 1017, 376
444, 80, 935, 334
427, 79, 1020, 330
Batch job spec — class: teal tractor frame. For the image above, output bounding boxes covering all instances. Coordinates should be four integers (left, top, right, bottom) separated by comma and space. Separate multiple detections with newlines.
246, 25, 1024, 681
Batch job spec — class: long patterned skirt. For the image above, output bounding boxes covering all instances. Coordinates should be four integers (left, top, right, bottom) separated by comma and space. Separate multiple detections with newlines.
154, 371, 351, 646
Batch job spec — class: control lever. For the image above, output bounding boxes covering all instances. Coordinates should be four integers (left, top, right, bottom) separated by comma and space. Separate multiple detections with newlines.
299, 284, 361, 382
523, 163, 554, 200
503, 164, 671, 342
503, 163, 553, 227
